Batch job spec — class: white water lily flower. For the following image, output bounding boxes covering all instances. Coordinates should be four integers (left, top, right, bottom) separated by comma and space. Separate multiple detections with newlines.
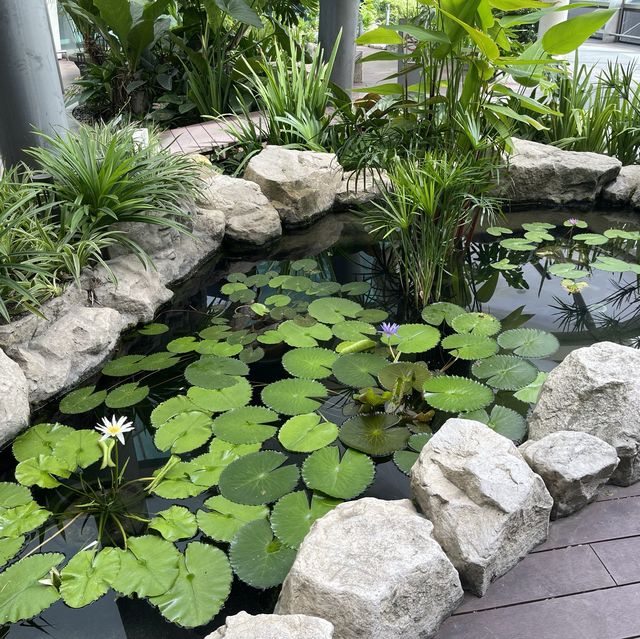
96, 415, 135, 445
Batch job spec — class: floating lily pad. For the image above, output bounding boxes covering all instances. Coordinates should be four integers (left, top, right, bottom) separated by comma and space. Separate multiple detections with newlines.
0, 501, 51, 538
332, 353, 388, 388
138, 322, 169, 336
150, 396, 204, 427
339, 414, 410, 456
472, 355, 539, 391
392, 324, 440, 353
105, 382, 149, 409
197, 496, 268, 543
166, 337, 199, 354
421, 302, 465, 326
548, 263, 585, 280
514, 372, 548, 404
378, 362, 431, 394
423, 376, 493, 412
308, 297, 363, 324
278, 413, 339, 452
393, 433, 431, 476
491, 259, 518, 271
441, 334, 498, 360
52, 430, 102, 470
15, 455, 72, 489
154, 411, 214, 454
573, 233, 609, 246
185, 356, 249, 390
265, 294, 291, 307
0, 537, 24, 568
332, 320, 377, 342
0, 553, 64, 624
150, 542, 232, 628
302, 447, 374, 499
101, 355, 145, 376
282, 348, 338, 379
12, 423, 73, 462
591, 256, 640, 274
149, 506, 198, 542
277, 320, 333, 347
229, 518, 297, 589
341, 281, 371, 295
149, 458, 208, 499
261, 379, 328, 415
188, 377, 252, 412
185, 441, 262, 488
270, 492, 341, 549
136, 352, 181, 371
0, 482, 32, 508
219, 451, 299, 505
211, 407, 279, 445
59, 386, 107, 414
196, 341, 243, 357
451, 312, 501, 336
498, 328, 559, 358
500, 238, 536, 251
60, 548, 120, 608
357, 308, 389, 323
462, 405, 527, 443
486, 226, 513, 236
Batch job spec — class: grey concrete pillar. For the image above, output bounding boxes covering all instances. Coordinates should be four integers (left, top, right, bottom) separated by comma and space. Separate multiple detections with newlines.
319, 0, 360, 90
0, 0, 68, 167
602, 0, 623, 43
538, 0, 570, 37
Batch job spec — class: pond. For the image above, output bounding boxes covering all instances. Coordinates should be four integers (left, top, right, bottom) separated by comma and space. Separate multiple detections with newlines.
2, 208, 640, 639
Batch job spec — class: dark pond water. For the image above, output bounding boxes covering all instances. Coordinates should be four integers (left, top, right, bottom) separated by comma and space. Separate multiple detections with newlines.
2, 208, 640, 639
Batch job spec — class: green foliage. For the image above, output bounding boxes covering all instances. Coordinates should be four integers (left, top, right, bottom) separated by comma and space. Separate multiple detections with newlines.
149, 506, 198, 542
60, 548, 121, 608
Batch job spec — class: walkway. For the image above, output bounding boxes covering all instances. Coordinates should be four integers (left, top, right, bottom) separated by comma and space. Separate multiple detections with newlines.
435, 483, 640, 639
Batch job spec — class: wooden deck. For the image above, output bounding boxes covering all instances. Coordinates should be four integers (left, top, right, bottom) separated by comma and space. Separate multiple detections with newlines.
435, 484, 640, 639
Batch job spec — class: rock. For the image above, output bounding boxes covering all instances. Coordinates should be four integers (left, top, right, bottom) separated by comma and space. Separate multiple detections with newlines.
528, 341, 640, 486
519, 431, 618, 519
411, 418, 552, 596
276, 498, 462, 639
87, 255, 173, 326
335, 170, 388, 207
602, 165, 640, 205
244, 146, 343, 226
497, 138, 622, 207
206, 612, 334, 639
8, 307, 127, 405
198, 173, 282, 245
0, 349, 30, 446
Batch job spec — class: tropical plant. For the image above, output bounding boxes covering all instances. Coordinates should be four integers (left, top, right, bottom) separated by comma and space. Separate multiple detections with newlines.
0, 260, 558, 628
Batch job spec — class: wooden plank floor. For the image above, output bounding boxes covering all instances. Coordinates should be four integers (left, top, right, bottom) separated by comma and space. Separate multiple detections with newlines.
435, 484, 640, 639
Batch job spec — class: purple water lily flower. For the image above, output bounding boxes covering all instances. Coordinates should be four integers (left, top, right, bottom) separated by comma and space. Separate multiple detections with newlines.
567, 218, 580, 226
380, 322, 400, 339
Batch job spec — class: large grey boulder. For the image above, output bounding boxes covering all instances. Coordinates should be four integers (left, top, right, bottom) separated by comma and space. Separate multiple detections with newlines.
528, 341, 640, 486
198, 173, 281, 245
0, 349, 30, 446
244, 146, 343, 226
206, 612, 333, 639
276, 498, 462, 639
520, 431, 618, 518
411, 418, 552, 596
335, 170, 389, 207
87, 255, 173, 325
602, 165, 640, 206
8, 307, 126, 405
497, 138, 621, 207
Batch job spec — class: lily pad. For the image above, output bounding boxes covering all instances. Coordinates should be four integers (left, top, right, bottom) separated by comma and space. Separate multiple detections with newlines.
188, 377, 252, 412
154, 411, 214, 454
302, 447, 374, 499
392, 323, 440, 353
12, 423, 73, 462
197, 496, 268, 543
500, 238, 536, 251
229, 518, 297, 589
138, 323, 169, 336
332, 320, 377, 342
308, 297, 363, 324
59, 386, 106, 414
166, 337, 199, 354
486, 226, 513, 236
0, 537, 24, 568
282, 347, 338, 379
278, 413, 339, 452
15, 455, 72, 489
261, 379, 328, 415
211, 407, 279, 445
548, 263, 586, 280
0, 501, 51, 538
149, 506, 198, 542
472, 355, 539, 391
277, 320, 333, 347
151, 396, 204, 427
441, 334, 498, 360
357, 308, 389, 323
136, 352, 181, 371
60, 548, 120, 608
101, 355, 145, 376
451, 312, 501, 336
573, 233, 609, 246
423, 376, 493, 412
0, 482, 32, 508
150, 542, 232, 628
105, 382, 149, 409
462, 405, 527, 443
339, 414, 410, 456
270, 491, 341, 549
514, 371, 548, 404
332, 353, 388, 388
498, 328, 559, 358
218, 451, 299, 505
378, 362, 431, 394
52, 430, 102, 470
421, 302, 465, 326
185, 356, 249, 390
591, 256, 640, 274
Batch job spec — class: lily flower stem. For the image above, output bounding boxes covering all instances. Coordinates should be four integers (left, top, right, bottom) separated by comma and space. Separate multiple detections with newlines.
23, 513, 82, 558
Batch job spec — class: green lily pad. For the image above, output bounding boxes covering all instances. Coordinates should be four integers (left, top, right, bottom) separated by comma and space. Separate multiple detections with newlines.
261, 379, 328, 415
167, 337, 199, 353
154, 411, 214, 454
462, 405, 527, 443
150, 542, 232, 628
378, 362, 431, 394
500, 238, 536, 251
393, 433, 431, 475
150, 396, 204, 427
302, 447, 374, 499
105, 382, 149, 409
573, 233, 609, 246
199, 325, 233, 341
0, 482, 31, 508
149, 458, 209, 499
423, 376, 493, 412
451, 312, 501, 336
0, 553, 64, 624
357, 308, 389, 323
265, 294, 291, 307
308, 297, 363, 324
441, 334, 498, 360
211, 407, 279, 445
12, 423, 73, 462
278, 413, 339, 452
271, 491, 341, 549
514, 371, 548, 404
219, 451, 299, 505
101, 354, 145, 376
15, 455, 72, 489
197, 496, 268, 543
185, 356, 249, 390
196, 341, 243, 357
491, 259, 518, 271
472, 355, 539, 391
136, 352, 181, 371
0, 537, 24, 568
332, 320, 377, 342
282, 347, 338, 379
391, 323, 440, 353
60, 548, 120, 608
149, 506, 198, 542
52, 430, 102, 470
332, 353, 388, 388
421, 302, 465, 326
138, 322, 169, 336
486, 226, 513, 236
291, 258, 318, 272
497, 328, 560, 358
188, 377, 252, 412
186, 441, 262, 488
59, 386, 107, 414
0, 501, 51, 538
341, 281, 371, 295
591, 256, 640, 274
339, 414, 410, 456
111, 535, 181, 598
229, 518, 297, 589
548, 263, 586, 279
277, 320, 333, 347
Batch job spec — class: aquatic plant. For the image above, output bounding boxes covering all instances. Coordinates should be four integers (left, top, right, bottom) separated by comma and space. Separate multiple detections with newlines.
0, 260, 559, 628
